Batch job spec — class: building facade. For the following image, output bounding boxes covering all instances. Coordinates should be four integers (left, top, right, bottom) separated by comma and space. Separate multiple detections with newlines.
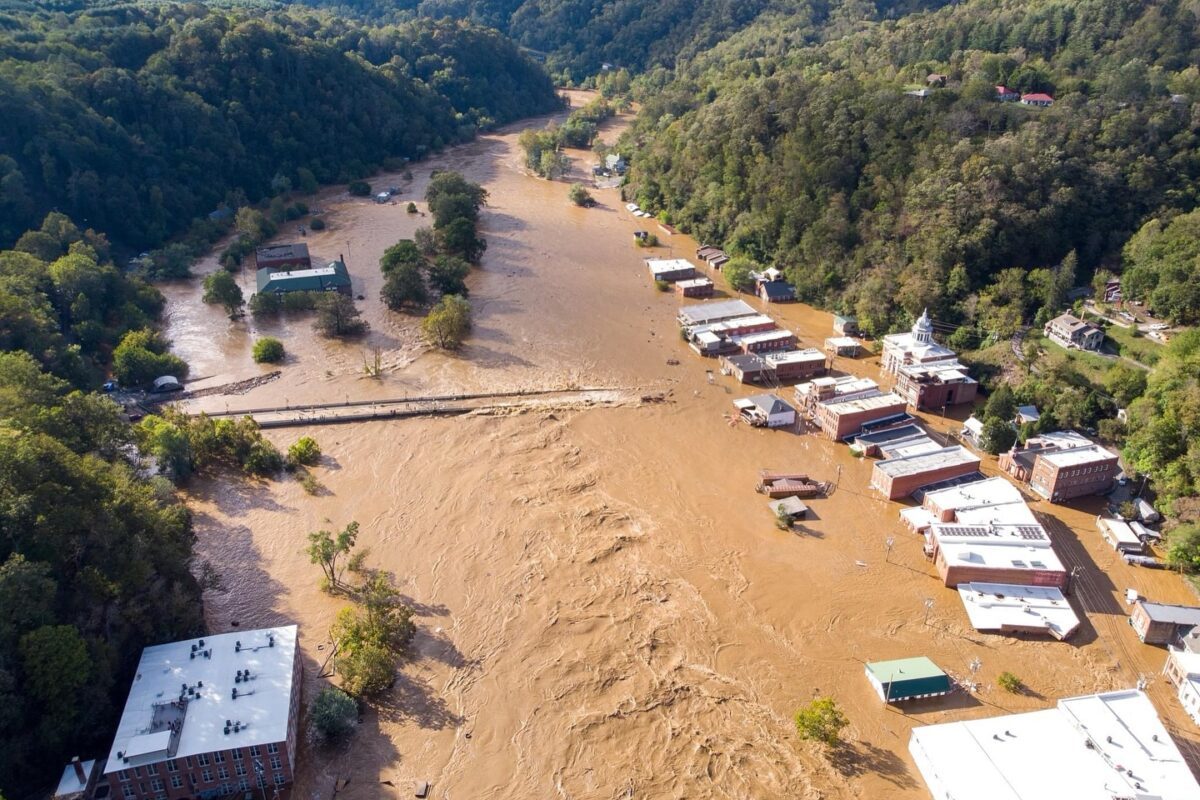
254, 244, 311, 272
880, 309, 957, 377
104, 626, 302, 800
1029, 443, 1120, 502
1130, 601, 1200, 645
870, 446, 981, 500
892, 359, 978, 410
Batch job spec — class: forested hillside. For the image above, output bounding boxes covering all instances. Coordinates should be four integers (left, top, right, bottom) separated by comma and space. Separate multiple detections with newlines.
0, 4, 558, 249
291, 0, 952, 80
621, 0, 1200, 510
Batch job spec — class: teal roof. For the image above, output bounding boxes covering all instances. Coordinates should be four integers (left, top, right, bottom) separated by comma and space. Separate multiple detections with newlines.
865, 656, 951, 700
256, 260, 350, 294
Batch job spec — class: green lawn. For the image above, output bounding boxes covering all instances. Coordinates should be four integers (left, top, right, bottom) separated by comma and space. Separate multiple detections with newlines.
1030, 334, 1114, 385
1098, 321, 1162, 367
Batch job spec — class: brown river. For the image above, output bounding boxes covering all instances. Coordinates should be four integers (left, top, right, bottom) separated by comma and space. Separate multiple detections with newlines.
161, 92, 1200, 798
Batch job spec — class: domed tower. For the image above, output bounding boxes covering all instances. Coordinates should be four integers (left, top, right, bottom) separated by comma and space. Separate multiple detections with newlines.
912, 308, 934, 346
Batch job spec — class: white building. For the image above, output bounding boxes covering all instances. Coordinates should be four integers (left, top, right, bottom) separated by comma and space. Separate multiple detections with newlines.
733, 394, 796, 428
909, 689, 1200, 800
881, 309, 956, 377
1164, 643, 1200, 725
957, 582, 1081, 640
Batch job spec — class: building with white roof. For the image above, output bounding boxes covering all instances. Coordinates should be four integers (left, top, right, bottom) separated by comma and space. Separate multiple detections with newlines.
646, 257, 696, 282
909, 689, 1200, 800
1030, 442, 1120, 502
893, 358, 979, 410
881, 309, 956, 377
926, 520, 1068, 590
1164, 645, 1200, 725
870, 446, 981, 500
957, 582, 1080, 640
676, 299, 757, 327
103, 625, 301, 800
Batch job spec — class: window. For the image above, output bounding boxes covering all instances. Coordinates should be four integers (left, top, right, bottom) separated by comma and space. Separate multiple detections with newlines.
269, 756, 281, 771
150, 779, 164, 792
250, 746, 260, 757
214, 752, 225, 764
218, 767, 229, 780
235, 763, 247, 777
1031, 561, 1046, 568
197, 754, 209, 766
220, 785, 232, 796
123, 787, 136, 799
274, 774, 286, 787
1011, 560, 1026, 567
171, 776, 183, 790
147, 764, 159, 776
166, 760, 178, 773
185, 758, 193, 769
232, 748, 243, 760
132, 768, 141, 778
201, 770, 212, 783
119, 770, 130, 782
267, 743, 279, 755
239, 780, 250, 792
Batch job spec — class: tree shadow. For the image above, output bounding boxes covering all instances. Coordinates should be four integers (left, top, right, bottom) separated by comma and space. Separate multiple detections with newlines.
397, 594, 450, 617
828, 740, 917, 788
410, 626, 478, 671
377, 672, 464, 731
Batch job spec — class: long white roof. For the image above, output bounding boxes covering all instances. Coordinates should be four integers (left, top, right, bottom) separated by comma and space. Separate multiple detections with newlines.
910, 689, 1200, 800
957, 582, 1081, 639
105, 625, 297, 773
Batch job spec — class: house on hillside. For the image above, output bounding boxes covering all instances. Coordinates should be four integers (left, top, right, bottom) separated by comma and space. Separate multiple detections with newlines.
832, 314, 858, 336
995, 85, 1020, 102
926, 73, 948, 87
1020, 92, 1055, 107
758, 280, 796, 303
1045, 312, 1103, 351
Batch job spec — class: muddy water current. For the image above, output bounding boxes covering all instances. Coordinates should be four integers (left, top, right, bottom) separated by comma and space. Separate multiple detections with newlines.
166, 93, 1200, 799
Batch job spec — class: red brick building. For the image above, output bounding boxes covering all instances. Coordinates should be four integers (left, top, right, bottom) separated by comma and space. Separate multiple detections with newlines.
926, 522, 1069, 590
870, 446, 981, 500
103, 626, 301, 800
1029, 443, 1120, 503
893, 359, 978, 410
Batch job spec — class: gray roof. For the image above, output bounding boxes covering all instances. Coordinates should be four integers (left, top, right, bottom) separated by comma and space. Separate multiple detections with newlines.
255, 243, 309, 261
748, 394, 794, 415
677, 299, 757, 326
1137, 601, 1200, 626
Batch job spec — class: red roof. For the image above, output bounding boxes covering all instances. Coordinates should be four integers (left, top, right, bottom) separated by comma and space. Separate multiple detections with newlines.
996, 85, 1015, 93
1021, 93, 1055, 102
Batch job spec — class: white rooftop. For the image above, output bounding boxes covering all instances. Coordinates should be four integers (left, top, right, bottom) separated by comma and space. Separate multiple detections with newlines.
873, 446, 980, 478
729, 329, 795, 347
677, 299, 758, 326
957, 582, 1081, 639
1038, 443, 1118, 468
764, 348, 824, 366
105, 625, 298, 773
270, 266, 336, 280
883, 331, 955, 362
824, 390, 906, 414
675, 277, 713, 289
687, 314, 775, 336
923, 477, 1025, 514
55, 760, 97, 798
910, 689, 1200, 800
824, 335, 861, 348
646, 257, 695, 276
934, 534, 1065, 576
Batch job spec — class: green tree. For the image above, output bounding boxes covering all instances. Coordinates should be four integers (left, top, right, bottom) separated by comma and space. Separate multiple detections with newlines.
422, 295, 472, 350
980, 417, 1018, 455
722, 257, 756, 293
568, 183, 594, 206
539, 149, 566, 180
794, 697, 848, 746
307, 522, 360, 589
335, 635, 395, 697
252, 337, 285, 364
382, 263, 429, 310
112, 329, 188, 388
19, 625, 90, 744
997, 671, 1023, 693
315, 294, 367, 338
437, 217, 487, 263
348, 181, 372, 197
288, 436, 321, 467
429, 256, 471, 296
309, 686, 358, 742
983, 384, 1016, 422
1103, 364, 1147, 407
1167, 525, 1200, 573
380, 240, 423, 275
202, 270, 244, 317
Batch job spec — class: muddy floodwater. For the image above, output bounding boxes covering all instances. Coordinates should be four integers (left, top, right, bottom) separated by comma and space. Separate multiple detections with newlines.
165, 93, 1200, 798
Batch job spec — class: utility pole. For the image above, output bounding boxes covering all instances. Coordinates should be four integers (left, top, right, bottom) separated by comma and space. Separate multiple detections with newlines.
923, 597, 935, 626
885, 536, 895, 564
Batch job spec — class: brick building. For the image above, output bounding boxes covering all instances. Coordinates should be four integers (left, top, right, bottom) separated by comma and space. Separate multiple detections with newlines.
254, 244, 310, 272
795, 376, 908, 441
1130, 601, 1200, 646
870, 446, 981, 500
1029, 443, 1120, 502
925, 521, 1069, 590
892, 359, 978, 410
998, 430, 1094, 482
103, 625, 301, 800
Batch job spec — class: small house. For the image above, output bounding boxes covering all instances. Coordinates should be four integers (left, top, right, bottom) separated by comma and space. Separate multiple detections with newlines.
1097, 516, 1144, 555
824, 336, 862, 357
864, 657, 952, 703
1020, 92, 1054, 107
758, 280, 796, 303
1014, 405, 1039, 426
768, 496, 808, 524
832, 314, 859, 336
674, 277, 714, 298
906, 88, 933, 98
721, 353, 772, 385
646, 258, 696, 283
255, 243, 311, 272
926, 73, 948, 87
1044, 313, 1103, 352
1104, 278, 1123, 302
605, 154, 627, 175
256, 260, 352, 296
733, 394, 796, 428
1131, 600, 1200, 645
995, 85, 1020, 102
960, 416, 984, 448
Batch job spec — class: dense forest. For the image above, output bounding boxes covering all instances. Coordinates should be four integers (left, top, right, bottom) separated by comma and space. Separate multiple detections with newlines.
289, 0, 953, 80
0, 3, 558, 249
618, 0, 1200, 511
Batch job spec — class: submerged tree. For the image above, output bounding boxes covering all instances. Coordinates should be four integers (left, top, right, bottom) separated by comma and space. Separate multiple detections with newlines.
306, 521, 360, 590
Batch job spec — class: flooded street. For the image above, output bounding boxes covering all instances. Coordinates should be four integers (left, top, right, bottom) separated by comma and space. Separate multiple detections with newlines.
168, 93, 1200, 798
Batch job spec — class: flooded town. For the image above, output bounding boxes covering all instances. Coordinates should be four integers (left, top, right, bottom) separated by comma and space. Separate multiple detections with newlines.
130, 94, 1200, 798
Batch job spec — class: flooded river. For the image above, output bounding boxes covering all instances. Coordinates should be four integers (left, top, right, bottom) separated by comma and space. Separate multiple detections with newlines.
167, 93, 1200, 798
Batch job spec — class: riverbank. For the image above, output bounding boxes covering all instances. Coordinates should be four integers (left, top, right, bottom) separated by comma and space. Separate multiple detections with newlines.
171, 91, 1200, 798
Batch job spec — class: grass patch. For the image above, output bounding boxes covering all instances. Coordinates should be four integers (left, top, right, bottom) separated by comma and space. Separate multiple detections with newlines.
1029, 334, 1112, 385
1099, 321, 1161, 367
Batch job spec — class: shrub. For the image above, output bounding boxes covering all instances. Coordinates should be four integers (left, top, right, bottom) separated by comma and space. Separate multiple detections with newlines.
315, 294, 368, 338
723, 257, 757, 293
243, 440, 284, 476
348, 180, 371, 197
794, 697, 848, 746
635, 233, 658, 248
421, 294, 471, 349
252, 337, 285, 364
568, 183, 594, 206
309, 217, 326, 231
202, 270, 245, 317
997, 671, 1022, 693
407, 202, 418, 214
288, 436, 321, 467
309, 687, 357, 743
249, 292, 281, 316
654, 279, 670, 292
300, 470, 322, 495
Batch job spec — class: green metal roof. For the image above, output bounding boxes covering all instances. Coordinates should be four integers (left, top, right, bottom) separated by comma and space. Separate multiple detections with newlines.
865, 656, 951, 700
256, 260, 350, 294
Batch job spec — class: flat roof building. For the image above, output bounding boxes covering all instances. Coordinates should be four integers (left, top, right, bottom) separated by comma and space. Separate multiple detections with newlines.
677, 299, 758, 327
646, 258, 696, 282
909, 689, 1200, 800
823, 336, 862, 356
957, 582, 1080, 640
893, 359, 978, 410
674, 277, 714, 298
1130, 600, 1200, 645
256, 260, 351, 295
999, 429, 1095, 482
795, 377, 909, 441
103, 625, 302, 800
925, 521, 1068, 590
728, 328, 797, 355
763, 348, 826, 381
1164, 646, 1200, 726
870, 446, 981, 500
254, 243, 311, 272
1029, 442, 1119, 502
864, 657, 951, 703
